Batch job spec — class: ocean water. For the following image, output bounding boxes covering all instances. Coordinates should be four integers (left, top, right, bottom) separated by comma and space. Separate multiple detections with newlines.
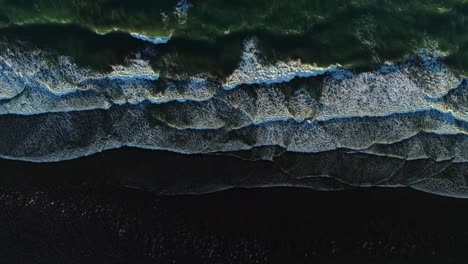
0, 1, 467, 198
3, 1, 468, 261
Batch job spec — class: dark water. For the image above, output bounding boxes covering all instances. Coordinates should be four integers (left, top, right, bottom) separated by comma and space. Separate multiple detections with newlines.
2, 0, 468, 73
0, 24, 146, 71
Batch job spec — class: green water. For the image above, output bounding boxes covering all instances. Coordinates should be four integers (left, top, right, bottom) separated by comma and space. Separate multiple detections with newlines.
1, 0, 468, 75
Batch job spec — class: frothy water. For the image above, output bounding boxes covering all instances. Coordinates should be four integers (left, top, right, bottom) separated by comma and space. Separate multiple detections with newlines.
0, 34, 467, 198
223, 38, 338, 89
130, 33, 171, 45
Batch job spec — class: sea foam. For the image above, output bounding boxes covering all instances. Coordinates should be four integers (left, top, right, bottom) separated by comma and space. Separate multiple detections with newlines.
223, 38, 338, 90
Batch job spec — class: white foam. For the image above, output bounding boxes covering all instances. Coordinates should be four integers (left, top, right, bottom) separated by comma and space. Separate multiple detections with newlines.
0, 59, 26, 99
94, 27, 172, 46
0, 44, 223, 114
130, 33, 171, 45
223, 38, 338, 90
104, 59, 159, 81
222, 39, 460, 124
